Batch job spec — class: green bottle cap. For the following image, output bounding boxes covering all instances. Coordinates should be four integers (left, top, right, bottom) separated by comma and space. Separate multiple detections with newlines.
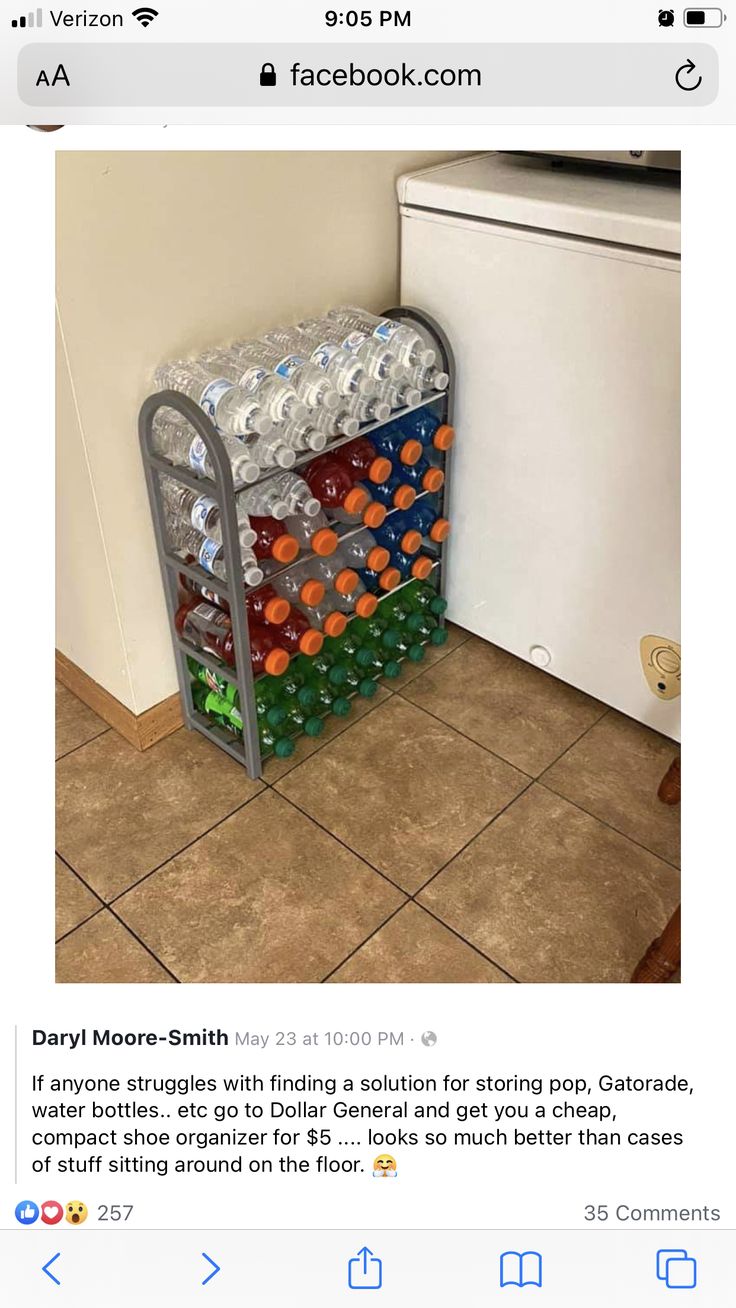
303, 716, 325, 737
297, 686, 318, 710
407, 644, 426, 663
383, 660, 401, 679
355, 647, 374, 669
381, 628, 400, 650
430, 627, 449, 646
328, 665, 348, 688
358, 678, 377, 698
265, 705, 287, 728
273, 737, 295, 758
332, 696, 352, 717
429, 596, 448, 615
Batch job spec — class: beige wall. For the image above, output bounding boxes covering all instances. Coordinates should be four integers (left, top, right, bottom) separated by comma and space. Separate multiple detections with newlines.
56, 150, 461, 713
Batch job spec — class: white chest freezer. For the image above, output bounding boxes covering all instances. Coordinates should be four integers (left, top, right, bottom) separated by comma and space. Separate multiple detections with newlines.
399, 153, 681, 739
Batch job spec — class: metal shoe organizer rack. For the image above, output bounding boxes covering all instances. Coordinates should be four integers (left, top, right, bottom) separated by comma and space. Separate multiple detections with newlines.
139, 307, 454, 780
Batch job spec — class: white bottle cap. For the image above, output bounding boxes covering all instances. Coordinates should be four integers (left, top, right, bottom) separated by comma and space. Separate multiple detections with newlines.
339, 417, 360, 438
307, 430, 328, 451
252, 412, 273, 436
234, 457, 261, 486
276, 446, 297, 469
322, 390, 341, 411
303, 497, 322, 518
238, 525, 257, 549
432, 371, 450, 391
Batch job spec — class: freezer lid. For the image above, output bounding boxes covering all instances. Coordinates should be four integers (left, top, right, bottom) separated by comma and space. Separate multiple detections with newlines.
397, 152, 681, 253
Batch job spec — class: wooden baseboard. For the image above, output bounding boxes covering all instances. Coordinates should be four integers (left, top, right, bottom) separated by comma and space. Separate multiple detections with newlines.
55, 651, 182, 751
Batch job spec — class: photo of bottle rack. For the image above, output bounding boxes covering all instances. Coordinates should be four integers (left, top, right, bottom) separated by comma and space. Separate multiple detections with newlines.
139, 306, 454, 780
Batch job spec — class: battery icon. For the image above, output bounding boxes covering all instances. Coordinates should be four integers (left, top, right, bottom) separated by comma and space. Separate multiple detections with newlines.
683, 7, 723, 23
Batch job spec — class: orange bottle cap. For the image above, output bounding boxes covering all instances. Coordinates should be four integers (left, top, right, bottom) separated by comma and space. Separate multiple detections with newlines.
400, 438, 423, 466
354, 592, 378, 618
310, 527, 338, 557
379, 567, 401, 591
399, 529, 422, 555
422, 467, 445, 493
264, 648, 290, 677
393, 484, 417, 510
433, 424, 455, 451
323, 611, 348, 637
300, 578, 325, 606
411, 556, 433, 581
366, 545, 390, 572
429, 518, 451, 543
334, 567, 359, 596
299, 629, 324, 656
264, 596, 290, 625
271, 534, 300, 564
343, 486, 370, 516
363, 501, 387, 528
368, 456, 392, 484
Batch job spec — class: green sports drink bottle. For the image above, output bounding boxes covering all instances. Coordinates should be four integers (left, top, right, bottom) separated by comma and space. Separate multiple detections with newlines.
381, 627, 426, 663
351, 615, 390, 647
260, 722, 295, 758
354, 644, 402, 679
270, 667, 319, 712
404, 611, 449, 646
284, 704, 326, 737
411, 581, 448, 618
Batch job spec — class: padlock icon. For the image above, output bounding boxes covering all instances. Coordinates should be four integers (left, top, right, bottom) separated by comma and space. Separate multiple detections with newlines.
259, 62, 277, 88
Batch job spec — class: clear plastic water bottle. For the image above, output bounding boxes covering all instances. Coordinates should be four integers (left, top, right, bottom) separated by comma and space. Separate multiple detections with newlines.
298, 315, 403, 384
161, 475, 256, 548
327, 306, 436, 371
198, 348, 308, 425
372, 376, 422, 411
237, 470, 321, 523
154, 360, 272, 438
152, 412, 260, 486
164, 509, 264, 587
409, 362, 449, 393
231, 338, 341, 413
277, 415, 328, 453
264, 324, 374, 397
247, 429, 297, 470
341, 390, 392, 427
311, 407, 360, 440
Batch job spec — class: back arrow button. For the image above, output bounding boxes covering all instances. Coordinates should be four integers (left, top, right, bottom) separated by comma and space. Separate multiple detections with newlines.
201, 1252, 221, 1285
42, 1253, 61, 1286
676, 59, 703, 91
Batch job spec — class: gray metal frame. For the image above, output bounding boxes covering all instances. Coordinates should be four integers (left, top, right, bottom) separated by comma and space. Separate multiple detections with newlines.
138, 307, 454, 780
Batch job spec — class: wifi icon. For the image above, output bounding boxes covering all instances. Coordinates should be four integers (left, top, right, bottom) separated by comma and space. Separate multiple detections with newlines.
132, 6, 158, 25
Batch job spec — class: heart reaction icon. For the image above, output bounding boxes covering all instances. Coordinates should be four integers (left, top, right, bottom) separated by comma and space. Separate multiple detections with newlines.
41, 1201, 64, 1226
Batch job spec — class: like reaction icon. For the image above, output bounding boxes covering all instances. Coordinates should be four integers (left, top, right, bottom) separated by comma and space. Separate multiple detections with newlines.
348, 1246, 383, 1290
15, 1201, 39, 1226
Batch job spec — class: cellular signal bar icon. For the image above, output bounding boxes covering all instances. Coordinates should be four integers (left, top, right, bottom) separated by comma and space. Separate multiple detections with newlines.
11, 7, 42, 25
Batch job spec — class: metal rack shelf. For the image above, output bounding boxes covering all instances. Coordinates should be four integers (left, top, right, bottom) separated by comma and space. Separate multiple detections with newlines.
139, 306, 454, 779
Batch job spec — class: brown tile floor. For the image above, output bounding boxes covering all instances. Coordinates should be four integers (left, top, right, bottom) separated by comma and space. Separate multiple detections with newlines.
55, 629, 680, 984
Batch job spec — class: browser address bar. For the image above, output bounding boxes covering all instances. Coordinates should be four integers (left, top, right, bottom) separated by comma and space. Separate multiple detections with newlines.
18, 43, 717, 107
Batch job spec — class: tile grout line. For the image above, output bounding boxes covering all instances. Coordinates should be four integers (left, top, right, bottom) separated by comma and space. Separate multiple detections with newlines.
411, 902, 522, 983
262, 693, 389, 784
393, 691, 537, 779
105, 788, 266, 907
534, 705, 611, 783
55, 727, 111, 763
268, 786, 410, 899
54, 851, 180, 979
103, 905, 182, 984
410, 777, 536, 900
319, 902, 410, 982
535, 780, 681, 873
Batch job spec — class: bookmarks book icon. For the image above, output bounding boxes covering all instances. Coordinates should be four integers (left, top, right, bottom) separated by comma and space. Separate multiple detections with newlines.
500, 1250, 543, 1288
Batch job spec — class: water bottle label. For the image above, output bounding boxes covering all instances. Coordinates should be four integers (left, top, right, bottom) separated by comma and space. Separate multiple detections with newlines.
199, 378, 232, 421
239, 365, 268, 394
310, 342, 340, 370
341, 330, 368, 355
275, 354, 306, 380
190, 495, 218, 535
372, 319, 400, 344
188, 435, 209, 475
197, 538, 222, 575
